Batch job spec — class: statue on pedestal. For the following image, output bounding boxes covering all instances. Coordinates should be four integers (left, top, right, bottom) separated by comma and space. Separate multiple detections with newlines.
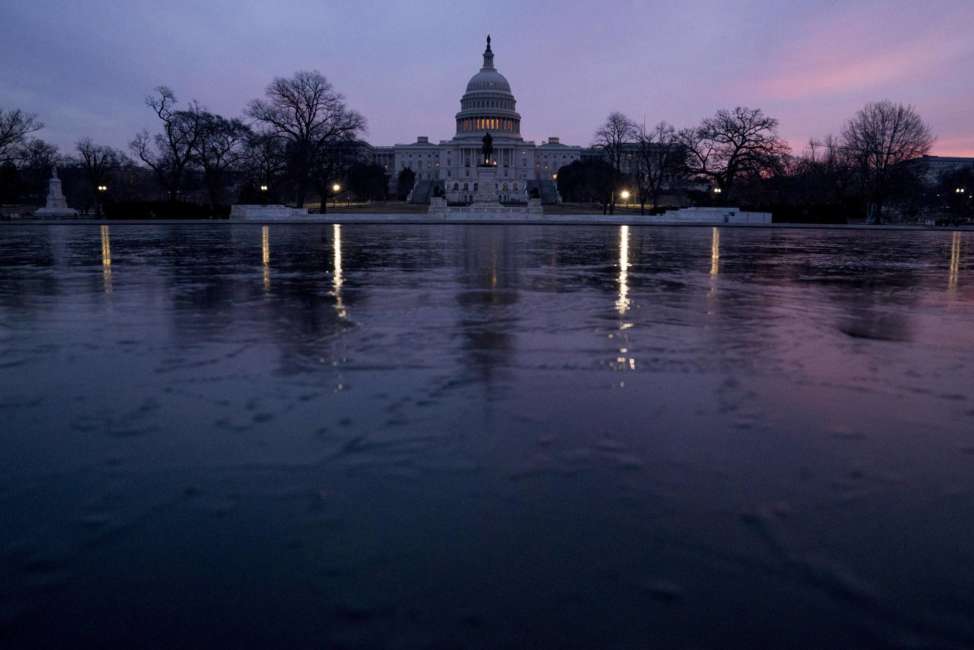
481, 132, 493, 166
34, 164, 79, 218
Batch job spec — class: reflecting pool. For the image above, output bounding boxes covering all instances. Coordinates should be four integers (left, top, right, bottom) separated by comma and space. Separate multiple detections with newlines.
1, 224, 973, 648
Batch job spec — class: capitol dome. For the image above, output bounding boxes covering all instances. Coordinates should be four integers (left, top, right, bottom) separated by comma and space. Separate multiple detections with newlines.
465, 69, 511, 93
455, 35, 522, 140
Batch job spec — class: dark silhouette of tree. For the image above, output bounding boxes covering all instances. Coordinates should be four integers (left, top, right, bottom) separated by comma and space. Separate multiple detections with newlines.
936, 167, 974, 224
397, 167, 416, 200
593, 112, 637, 213
313, 140, 369, 213
76, 138, 129, 215
633, 121, 685, 214
679, 106, 789, 200
556, 159, 615, 213
246, 71, 366, 208
0, 108, 43, 163
347, 162, 388, 201
240, 130, 286, 201
17, 138, 59, 204
192, 113, 251, 209
841, 100, 934, 223
130, 87, 205, 202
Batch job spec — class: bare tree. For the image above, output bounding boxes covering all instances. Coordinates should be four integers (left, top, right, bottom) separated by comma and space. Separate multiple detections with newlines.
15, 138, 59, 204
246, 71, 366, 208
679, 107, 789, 199
0, 108, 43, 163
130, 86, 205, 202
241, 130, 287, 197
76, 138, 128, 215
633, 121, 685, 214
593, 112, 637, 213
841, 100, 934, 222
192, 113, 251, 209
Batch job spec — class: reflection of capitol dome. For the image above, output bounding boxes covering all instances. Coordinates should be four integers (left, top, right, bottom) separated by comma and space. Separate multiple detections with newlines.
455, 35, 522, 140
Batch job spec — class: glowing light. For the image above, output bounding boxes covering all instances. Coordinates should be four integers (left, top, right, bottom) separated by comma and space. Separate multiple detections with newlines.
620, 190, 631, 201
956, 187, 967, 194
97, 185, 108, 192
713, 187, 723, 194
710, 227, 720, 277
332, 183, 342, 193
616, 225, 630, 315
259, 184, 268, 192
949, 231, 961, 291
333, 224, 346, 318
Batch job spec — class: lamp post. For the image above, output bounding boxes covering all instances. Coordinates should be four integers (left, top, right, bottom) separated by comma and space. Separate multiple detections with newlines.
620, 189, 631, 208
96, 184, 108, 217
332, 183, 342, 209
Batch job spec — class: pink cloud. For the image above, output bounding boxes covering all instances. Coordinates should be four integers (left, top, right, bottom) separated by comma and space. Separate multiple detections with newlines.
753, 9, 973, 101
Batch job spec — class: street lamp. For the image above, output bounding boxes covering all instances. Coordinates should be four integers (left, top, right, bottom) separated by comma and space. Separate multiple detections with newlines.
97, 185, 108, 192
620, 189, 631, 207
259, 184, 268, 192
956, 187, 967, 194
713, 187, 723, 194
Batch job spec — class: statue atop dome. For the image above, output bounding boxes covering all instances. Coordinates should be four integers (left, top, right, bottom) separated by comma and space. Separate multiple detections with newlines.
482, 34, 494, 69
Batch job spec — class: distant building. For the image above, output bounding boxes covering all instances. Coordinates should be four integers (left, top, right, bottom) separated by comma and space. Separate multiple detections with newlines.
373, 36, 581, 204
907, 155, 974, 184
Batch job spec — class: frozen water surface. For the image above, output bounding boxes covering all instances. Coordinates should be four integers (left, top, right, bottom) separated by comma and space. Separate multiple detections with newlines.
1, 223, 973, 648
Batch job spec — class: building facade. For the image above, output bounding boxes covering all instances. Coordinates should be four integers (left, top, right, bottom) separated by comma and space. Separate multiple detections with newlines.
374, 36, 581, 204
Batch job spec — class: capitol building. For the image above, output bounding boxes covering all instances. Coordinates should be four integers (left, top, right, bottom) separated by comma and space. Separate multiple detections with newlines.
372, 36, 582, 204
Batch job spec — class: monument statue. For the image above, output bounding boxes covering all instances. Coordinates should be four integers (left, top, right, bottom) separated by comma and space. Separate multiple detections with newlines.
481, 132, 493, 166
34, 165, 78, 218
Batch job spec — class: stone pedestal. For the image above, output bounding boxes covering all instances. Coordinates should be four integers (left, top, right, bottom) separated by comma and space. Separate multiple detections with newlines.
471, 166, 500, 205
34, 167, 78, 218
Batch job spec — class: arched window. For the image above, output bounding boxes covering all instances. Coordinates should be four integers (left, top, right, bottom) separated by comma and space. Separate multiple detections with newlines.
453, 183, 459, 190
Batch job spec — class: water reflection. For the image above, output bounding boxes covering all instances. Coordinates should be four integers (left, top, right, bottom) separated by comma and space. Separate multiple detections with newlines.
100, 224, 112, 293
616, 225, 630, 315
710, 227, 720, 277
333, 224, 346, 318
949, 231, 961, 291
261, 225, 270, 291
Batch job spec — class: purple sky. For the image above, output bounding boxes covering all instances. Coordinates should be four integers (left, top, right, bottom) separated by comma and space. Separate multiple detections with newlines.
2, 0, 972, 157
